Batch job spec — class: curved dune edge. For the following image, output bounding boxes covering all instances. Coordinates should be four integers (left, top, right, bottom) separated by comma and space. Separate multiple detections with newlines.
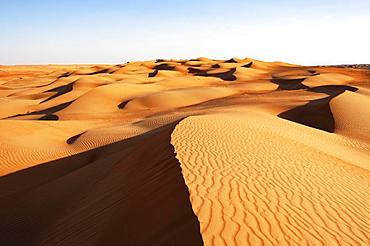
277, 85, 358, 133
0, 123, 203, 246
330, 90, 370, 142
171, 113, 370, 245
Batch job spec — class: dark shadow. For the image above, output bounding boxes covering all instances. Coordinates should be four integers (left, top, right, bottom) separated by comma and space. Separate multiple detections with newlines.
39, 114, 59, 121
148, 64, 176, 78
211, 68, 237, 81
153, 64, 175, 71
278, 97, 334, 132
278, 85, 358, 132
188, 67, 237, 81
148, 70, 158, 78
0, 123, 203, 246
6, 80, 57, 98
211, 64, 221, 68
41, 82, 74, 103
66, 131, 87, 144
117, 100, 129, 109
5, 100, 74, 120
308, 85, 358, 96
88, 68, 112, 75
188, 67, 207, 76
57, 72, 73, 79
241, 62, 253, 68
271, 78, 309, 90
36, 100, 75, 115
306, 69, 320, 76
224, 58, 238, 63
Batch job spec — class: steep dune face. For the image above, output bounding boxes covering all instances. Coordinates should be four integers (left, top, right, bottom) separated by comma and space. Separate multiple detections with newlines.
278, 85, 358, 133
330, 90, 370, 141
0, 58, 369, 245
171, 112, 370, 245
0, 123, 203, 246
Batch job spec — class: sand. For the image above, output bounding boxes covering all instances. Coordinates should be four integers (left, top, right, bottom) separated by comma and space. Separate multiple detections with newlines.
171, 111, 369, 245
0, 123, 202, 245
0, 58, 369, 245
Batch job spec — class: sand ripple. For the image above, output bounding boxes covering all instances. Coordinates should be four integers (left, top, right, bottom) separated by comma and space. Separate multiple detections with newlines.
172, 112, 370, 245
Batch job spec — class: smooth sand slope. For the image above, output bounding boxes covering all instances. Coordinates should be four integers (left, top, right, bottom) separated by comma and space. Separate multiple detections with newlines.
0, 58, 369, 245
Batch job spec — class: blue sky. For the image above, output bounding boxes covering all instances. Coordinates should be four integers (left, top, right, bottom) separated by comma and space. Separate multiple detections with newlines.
1, 0, 369, 65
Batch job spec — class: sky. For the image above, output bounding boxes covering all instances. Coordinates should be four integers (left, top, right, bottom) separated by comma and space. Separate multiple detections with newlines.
1, 0, 369, 65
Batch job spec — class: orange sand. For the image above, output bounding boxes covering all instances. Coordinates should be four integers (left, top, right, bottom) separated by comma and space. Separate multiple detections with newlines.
0, 58, 369, 245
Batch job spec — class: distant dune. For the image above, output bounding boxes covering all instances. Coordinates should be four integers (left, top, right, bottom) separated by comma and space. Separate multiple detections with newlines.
0, 58, 369, 245
321, 64, 370, 69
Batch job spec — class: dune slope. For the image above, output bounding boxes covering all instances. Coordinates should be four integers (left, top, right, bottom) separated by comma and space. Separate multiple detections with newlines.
172, 112, 370, 246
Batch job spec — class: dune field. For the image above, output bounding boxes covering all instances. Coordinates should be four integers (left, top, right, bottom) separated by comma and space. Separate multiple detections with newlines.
0, 58, 369, 245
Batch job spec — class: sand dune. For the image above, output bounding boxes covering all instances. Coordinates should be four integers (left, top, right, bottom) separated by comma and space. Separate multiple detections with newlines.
0, 58, 369, 245
124, 87, 237, 112
331, 90, 370, 141
172, 112, 370, 245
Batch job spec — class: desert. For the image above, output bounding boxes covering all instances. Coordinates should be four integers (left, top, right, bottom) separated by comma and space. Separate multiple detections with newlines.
0, 58, 369, 245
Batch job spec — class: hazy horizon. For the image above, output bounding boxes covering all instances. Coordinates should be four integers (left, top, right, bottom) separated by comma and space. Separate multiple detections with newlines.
1, 0, 369, 65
